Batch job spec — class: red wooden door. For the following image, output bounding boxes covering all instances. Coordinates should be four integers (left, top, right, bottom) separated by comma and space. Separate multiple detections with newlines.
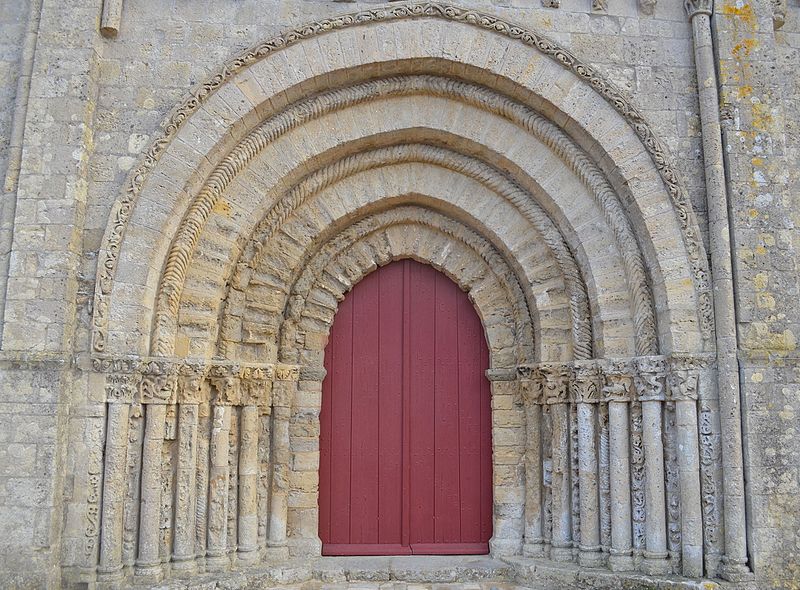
319, 259, 492, 556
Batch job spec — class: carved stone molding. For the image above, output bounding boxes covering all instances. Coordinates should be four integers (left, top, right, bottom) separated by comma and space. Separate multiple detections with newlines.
93, 2, 712, 362
274, 365, 300, 382
486, 367, 519, 382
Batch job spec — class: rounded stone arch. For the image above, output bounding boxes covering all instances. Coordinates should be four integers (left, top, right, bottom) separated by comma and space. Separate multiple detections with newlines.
92, 3, 711, 362
270, 206, 540, 369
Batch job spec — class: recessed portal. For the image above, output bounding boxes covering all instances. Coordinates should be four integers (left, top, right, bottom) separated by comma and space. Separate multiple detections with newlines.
319, 259, 493, 556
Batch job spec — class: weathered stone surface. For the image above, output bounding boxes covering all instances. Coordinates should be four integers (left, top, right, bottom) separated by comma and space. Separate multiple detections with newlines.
0, 0, 797, 588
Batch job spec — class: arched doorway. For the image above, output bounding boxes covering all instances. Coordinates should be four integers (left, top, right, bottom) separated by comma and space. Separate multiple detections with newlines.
319, 259, 493, 555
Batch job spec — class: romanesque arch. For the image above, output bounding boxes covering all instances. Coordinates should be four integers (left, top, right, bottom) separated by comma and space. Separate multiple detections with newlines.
84, 4, 732, 586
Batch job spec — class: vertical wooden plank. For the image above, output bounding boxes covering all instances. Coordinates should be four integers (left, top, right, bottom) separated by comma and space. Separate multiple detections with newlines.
329, 294, 353, 545
350, 271, 381, 544
409, 261, 436, 545
458, 292, 483, 543
378, 262, 404, 545
434, 272, 462, 543
402, 260, 412, 549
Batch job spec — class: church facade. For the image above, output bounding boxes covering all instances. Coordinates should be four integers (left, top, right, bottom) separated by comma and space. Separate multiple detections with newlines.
0, 0, 798, 588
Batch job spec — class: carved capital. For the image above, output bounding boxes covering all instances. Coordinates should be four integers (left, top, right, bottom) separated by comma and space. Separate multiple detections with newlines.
241, 366, 273, 408
103, 372, 138, 404
602, 359, 634, 403
634, 355, 667, 402
140, 373, 178, 404
537, 363, 570, 405
208, 364, 241, 406
684, 0, 712, 18
520, 369, 544, 406
177, 363, 208, 404
571, 361, 602, 404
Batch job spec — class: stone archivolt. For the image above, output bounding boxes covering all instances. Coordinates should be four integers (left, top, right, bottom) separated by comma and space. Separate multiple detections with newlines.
80, 4, 736, 588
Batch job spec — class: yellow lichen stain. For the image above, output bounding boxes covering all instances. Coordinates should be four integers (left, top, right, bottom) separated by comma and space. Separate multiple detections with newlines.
778, 405, 795, 421
755, 245, 767, 256
751, 371, 763, 383
721, 2, 758, 27
212, 198, 232, 216
757, 292, 776, 310
761, 233, 776, 247
744, 322, 797, 355
751, 102, 774, 131
737, 84, 753, 98
732, 38, 757, 59
749, 208, 759, 218
751, 157, 764, 167
754, 272, 769, 290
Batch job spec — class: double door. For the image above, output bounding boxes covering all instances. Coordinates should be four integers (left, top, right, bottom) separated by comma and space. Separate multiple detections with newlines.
319, 259, 492, 555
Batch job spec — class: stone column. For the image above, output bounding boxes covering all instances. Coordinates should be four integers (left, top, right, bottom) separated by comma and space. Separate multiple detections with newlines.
686, 0, 751, 580
572, 361, 603, 567
521, 366, 544, 557
97, 371, 135, 581
171, 365, 207, 573
667, 356, 704, 578
206, 369, 239, 571
238, 367, 271, 564
634, 356, 670, 574
135, 369, 177, 581
602, 361, 634, 572
266, 366, 297, 559
541, 364, 572, 562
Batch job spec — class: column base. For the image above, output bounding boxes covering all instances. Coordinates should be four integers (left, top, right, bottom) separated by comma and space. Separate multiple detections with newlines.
578, 547, 605, 567
204, 553, 230, 572
523, 541, 546, 557
237, 547, 260, 565
264, 543, 290, 563
641, 551, 671, 575
550, 544, 574, 562
608, 552, 634, 572
489, 536, 523, 557
133, 562, 163, 583
720, 558, 754, 582
171, 556, 197, 575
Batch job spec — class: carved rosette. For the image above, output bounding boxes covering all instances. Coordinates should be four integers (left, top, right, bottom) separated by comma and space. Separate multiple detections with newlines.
571, 361, 602, 404
602, 360, 634, 403
634, 356, 667, 402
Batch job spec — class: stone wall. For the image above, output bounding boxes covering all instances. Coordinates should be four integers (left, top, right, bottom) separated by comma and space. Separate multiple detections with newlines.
0, 0, 797, 589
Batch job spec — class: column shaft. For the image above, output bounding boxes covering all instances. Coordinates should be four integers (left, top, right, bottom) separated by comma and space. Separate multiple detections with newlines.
206, 404, 231, 570
98, 402, 130, 578
676, 399, 703, 577
238, 405, 259, 561
687, 6, 750, 577
136, 403, 167, 578
524, 403, 544, 556
172, 403, 199, 569
642, 400, 669, 571
608, 401, 633, 571
577, 403, 602, 566
550, 402, 572, 561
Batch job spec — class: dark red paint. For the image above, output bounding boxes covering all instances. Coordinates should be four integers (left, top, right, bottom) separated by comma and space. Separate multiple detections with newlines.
319, 259, 492, 556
